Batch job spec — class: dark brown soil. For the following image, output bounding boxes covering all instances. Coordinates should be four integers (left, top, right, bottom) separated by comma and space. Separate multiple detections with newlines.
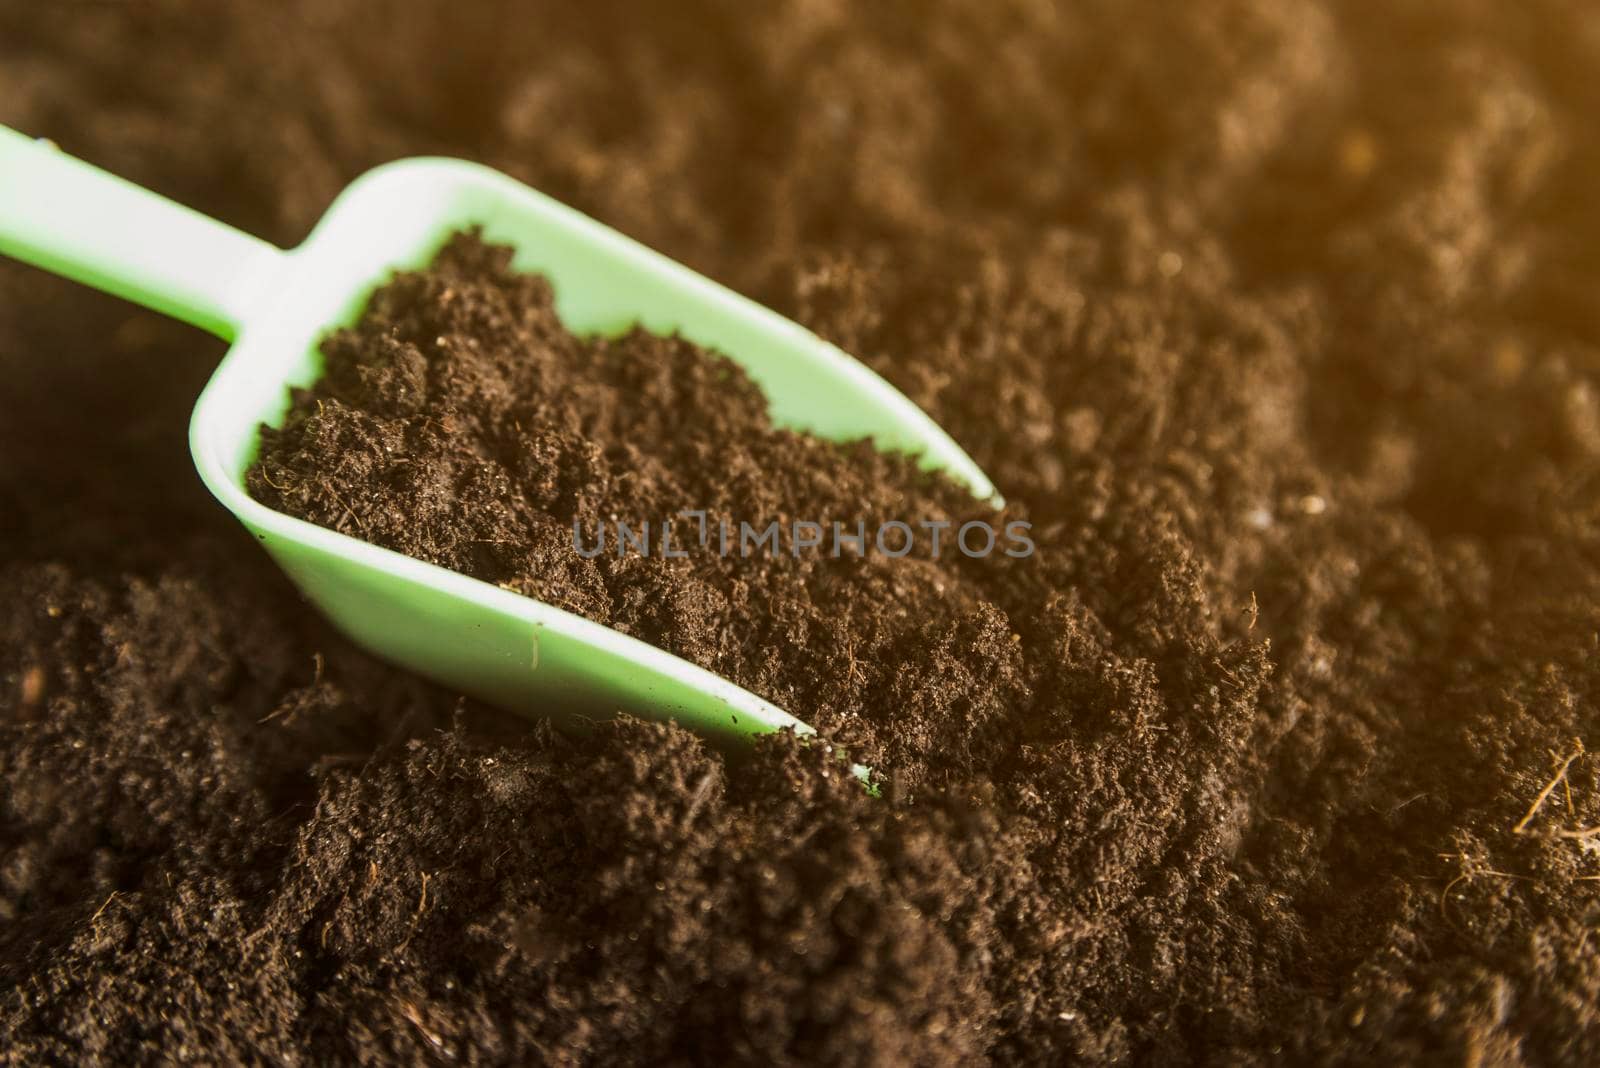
4, 2, 1600, 1064
248, 229, 1043, 781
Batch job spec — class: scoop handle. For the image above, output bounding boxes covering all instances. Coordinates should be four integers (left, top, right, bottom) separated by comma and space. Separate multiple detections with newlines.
0, 125, 284, 340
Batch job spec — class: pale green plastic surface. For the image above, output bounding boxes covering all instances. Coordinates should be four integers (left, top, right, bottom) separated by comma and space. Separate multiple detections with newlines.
0, 124, 999, 745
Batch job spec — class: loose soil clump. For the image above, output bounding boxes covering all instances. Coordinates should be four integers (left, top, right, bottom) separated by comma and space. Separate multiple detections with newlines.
4, 2, 1600, 1064
248, 229, 1049, 781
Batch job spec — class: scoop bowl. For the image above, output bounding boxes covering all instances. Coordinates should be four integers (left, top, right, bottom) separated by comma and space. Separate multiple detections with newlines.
0, 125, 998, 745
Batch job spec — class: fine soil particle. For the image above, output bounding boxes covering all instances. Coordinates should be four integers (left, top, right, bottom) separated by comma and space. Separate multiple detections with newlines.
4, 2, 1600, 1065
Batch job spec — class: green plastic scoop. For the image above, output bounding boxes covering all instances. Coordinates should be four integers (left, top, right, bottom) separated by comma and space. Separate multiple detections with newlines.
0, 125, 998, 746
